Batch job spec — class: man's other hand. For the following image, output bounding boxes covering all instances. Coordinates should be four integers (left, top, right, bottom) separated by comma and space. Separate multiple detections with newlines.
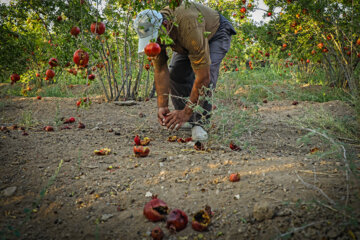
158, 107, 170, 126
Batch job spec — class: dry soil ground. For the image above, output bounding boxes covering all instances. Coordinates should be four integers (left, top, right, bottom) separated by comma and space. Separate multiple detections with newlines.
0, 95, 359, 240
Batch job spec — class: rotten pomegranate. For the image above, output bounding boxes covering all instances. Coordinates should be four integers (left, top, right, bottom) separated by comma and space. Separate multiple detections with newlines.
166, 209, 188, 232
150, 227, 164, 240
133, 146, 150, 157
229, 173, 241, 182
143, 196, 169, 222
191, 206, 212, 232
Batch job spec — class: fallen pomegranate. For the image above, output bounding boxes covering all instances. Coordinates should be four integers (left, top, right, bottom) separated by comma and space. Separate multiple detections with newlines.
166, 209, 188, 232
167, 136, 177, 142
292, 100, 299, 105
229, 173, 241, 182
194, 141, 205, 151
48, 57, 58, 67
73, 49, 89, 68
90, 22, 106, 35
144, 42, 161, 57
70, 26, 80, 37
143, 196, 169, 222
63, 117, 75, 124
78, 122, 85, 129
134, 135, 141, 145
44, 126, 54, 131
150, 227, 164, 240
133, 146, 150, 157
229, 142, 241, 151
140, 137, 151, 146
36, 96, 42, 100
46, 69, 55, 79
191, 206, 213, 232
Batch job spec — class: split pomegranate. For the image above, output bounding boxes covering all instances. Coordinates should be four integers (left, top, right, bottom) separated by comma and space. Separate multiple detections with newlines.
144, 42, 161, 57
70, 26, 80, 37
48, 57, 58, 67
194, 141, 205, 151
133, 146, 150, 157
150, 226, 164, 240
73, 49, 89, 68
140, 137, 151, 146
166, 209, 188, 232
191, 206, 212, 232
229, 173, 241, 182
143, 196, 169, 222
90, 22, 106, 35
46, 69, 55, 79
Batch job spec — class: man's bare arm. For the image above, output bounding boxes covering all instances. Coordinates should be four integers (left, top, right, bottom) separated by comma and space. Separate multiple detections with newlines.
153, 50, 170, 108
184, 66, 211, 115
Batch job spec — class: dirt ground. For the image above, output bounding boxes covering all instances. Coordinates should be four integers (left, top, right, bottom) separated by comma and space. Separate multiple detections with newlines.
0, 94, 359, 240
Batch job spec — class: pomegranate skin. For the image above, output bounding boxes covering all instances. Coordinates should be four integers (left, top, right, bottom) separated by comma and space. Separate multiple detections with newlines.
166, 209, 188, 232
143, 196, 168, 222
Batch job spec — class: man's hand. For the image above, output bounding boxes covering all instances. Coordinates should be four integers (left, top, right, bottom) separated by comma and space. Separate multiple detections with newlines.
158, 107, 170, 126
164, 109, 192, 130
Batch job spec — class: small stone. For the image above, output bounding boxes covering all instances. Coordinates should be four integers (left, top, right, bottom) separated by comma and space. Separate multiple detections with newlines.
277, 208, 292, 217
101, 214, 113, 221
253, 201, 275, 221
3, 186, 17, 197
145, 191, 152, 197
234, 194, 240, 200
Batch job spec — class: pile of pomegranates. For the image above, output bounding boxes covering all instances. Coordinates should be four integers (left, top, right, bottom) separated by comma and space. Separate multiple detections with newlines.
144, 196, 213, 239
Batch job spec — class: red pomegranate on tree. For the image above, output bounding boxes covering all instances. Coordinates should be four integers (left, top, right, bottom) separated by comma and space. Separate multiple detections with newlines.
90, 22, 105, 35
10, 73, 20, 84
73, 49, 89, 68
70, 26, 80, 37
48, 57, 58, 67
88, 74, 95, 80
46, 69, 55, 79
144, 42, 161, 57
